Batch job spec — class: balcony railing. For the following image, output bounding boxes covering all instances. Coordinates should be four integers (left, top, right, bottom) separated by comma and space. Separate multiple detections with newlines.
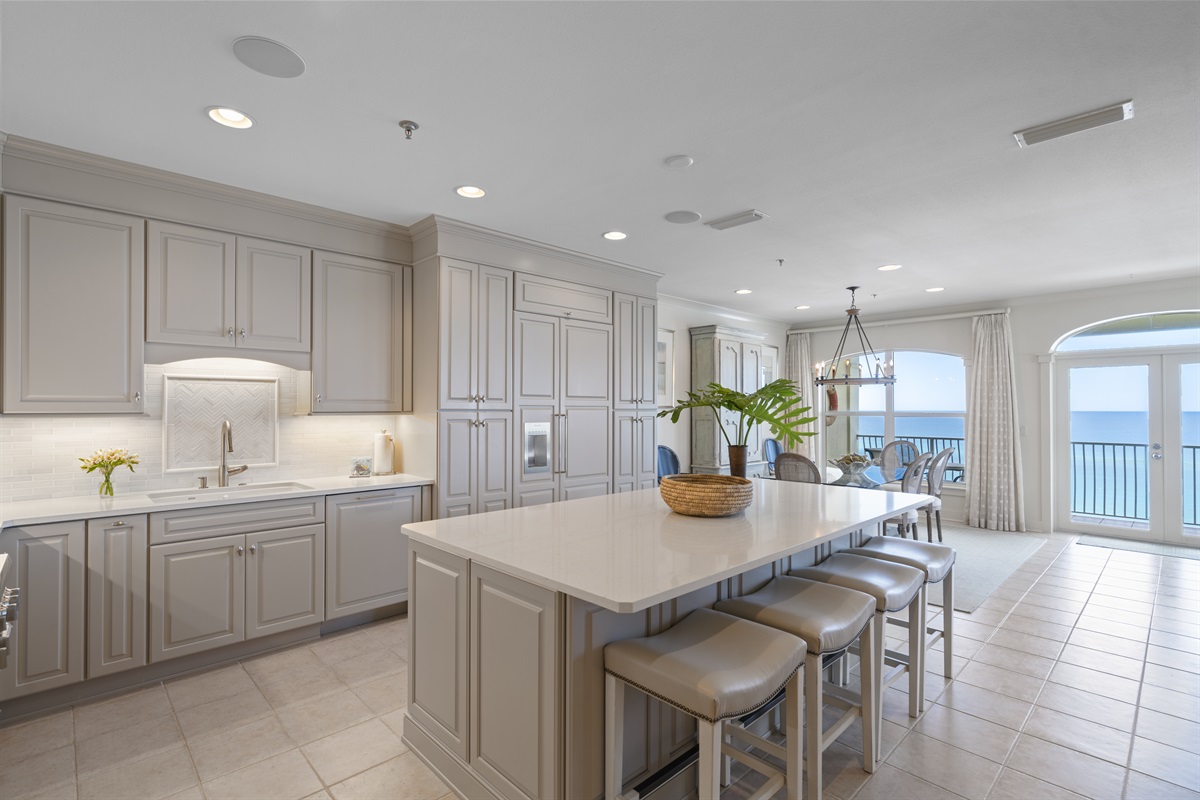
856, 435, 966, 480
1070, 442, 1199, 526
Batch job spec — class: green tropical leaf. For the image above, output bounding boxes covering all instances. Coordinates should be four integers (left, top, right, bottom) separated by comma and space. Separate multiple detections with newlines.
656, 378, 816, 448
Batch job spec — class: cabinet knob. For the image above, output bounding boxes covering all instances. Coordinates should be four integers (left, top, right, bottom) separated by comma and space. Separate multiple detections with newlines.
316, 394, 322, 403
227, 327, 235, 338
240, 328, 247, 340
134, 391, 141, 402
236, 546, 245, 556
249, 544, 257, 555
564, 311, 573, 317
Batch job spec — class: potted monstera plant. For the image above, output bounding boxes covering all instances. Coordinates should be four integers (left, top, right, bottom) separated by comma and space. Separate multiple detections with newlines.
657, 378, 817, 477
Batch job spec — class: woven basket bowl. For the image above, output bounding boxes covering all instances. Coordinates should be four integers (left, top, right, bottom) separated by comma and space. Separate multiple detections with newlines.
659, 474, 754, 517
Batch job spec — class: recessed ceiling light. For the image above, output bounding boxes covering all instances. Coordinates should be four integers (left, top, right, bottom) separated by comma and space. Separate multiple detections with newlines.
664, 210, 702, 224
735, 289, 752, 295
795, 305, 810, 310
603, 231, 627, 241
1014, 100, 1134, 148
455, 186, 486, 198
206, 107, 254, 129
232, 36, 306, 78
925, 287, 945, 293
877, 264, 902, 271
664, 154, 694, 169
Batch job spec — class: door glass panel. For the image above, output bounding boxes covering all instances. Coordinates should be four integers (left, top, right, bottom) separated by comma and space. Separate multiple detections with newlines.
1069, 365, 1149, 526
1182, 362, 1199, 532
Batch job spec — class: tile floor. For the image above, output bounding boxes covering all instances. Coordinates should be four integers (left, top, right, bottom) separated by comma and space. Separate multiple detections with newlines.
1, 532, 1197, 800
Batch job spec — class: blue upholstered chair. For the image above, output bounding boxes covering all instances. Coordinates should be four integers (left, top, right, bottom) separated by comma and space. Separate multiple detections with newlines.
656, 445, 680, 484
763, 438, 784, 476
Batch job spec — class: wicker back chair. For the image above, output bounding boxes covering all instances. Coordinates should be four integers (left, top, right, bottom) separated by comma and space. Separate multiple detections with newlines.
775, 453, 823, 484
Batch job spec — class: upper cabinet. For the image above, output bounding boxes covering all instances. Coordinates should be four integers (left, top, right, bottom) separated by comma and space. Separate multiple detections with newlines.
439, 259, 513, 410
312, 250, 412, 413
3, 196, 145, 413
514, 273, 612, 324
614, 293, 657, 409
146, 221, 311, 352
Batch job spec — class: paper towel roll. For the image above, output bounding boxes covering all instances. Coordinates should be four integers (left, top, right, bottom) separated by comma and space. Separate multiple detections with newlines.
373, 430, 395, 475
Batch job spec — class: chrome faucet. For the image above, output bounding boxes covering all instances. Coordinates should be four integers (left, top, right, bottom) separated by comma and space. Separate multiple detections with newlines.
218, 419, 249, 488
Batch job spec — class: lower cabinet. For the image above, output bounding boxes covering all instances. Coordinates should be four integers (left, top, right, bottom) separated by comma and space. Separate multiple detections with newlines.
0, 521, 86, 700
613, 410, 658, 493
438, 410, 512, 518
149, 524, 324, 662
87, 515, 148, 678
326, 487, 423, 620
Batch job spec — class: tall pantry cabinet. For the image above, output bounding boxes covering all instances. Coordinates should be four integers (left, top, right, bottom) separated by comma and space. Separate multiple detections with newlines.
613, 292, 658, 492
436, 260, 515, 518
689, 325, 768, 476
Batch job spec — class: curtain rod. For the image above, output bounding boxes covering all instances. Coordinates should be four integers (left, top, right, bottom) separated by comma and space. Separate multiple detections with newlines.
788, 307, 1009, 335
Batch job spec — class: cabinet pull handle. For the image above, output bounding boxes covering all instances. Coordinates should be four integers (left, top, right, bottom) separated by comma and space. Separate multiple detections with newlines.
564, 311, 573, 317
134, 391, 141, 402
249, 544, 256, 555
110, 520, 126, 526
227, 327, 235, 338
240, 328, 247, 340
316, 394, 322, 403
236, 546, 245, 556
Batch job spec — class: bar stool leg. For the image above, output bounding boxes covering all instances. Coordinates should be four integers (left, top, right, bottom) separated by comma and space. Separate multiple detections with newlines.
805, 652, 823, 800
786, 669, 802, 800
908, 586, 926, 717
605, 674, 624, 800
942, 570, 955, 678
871, 610, 885, 745
698, 720, 722, 800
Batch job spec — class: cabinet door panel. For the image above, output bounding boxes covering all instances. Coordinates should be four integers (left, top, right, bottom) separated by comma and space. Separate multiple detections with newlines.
716, 342, 742, 465
742, 344, 763, 461
562, 405, 611, 491
246, 525, 324, 638
614, 293, 638, 409
638, 411, 659, 489
478, 411, 512, 514
408, 542, 470, 760
470, 564, 560, 800
145, 221, 235, 347
3, 197, 144, 413
149, 535, 244, 662
613, 411, 638, 493
514, 313, 557, 404
478, 266, 513, 408
561, 319, 612, 404
325, 489, 419, 619
236, 237, 311, 352
0, 522, 85, 699
438, 413, 477, 518
439, 259, 478, 409
313, 251, 410, 413
636, 298, 657, 407
86, 516, 148, 679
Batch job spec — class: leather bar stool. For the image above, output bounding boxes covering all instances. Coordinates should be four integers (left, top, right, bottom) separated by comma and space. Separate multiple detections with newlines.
844, 537, 956, 679
604, 608, 806, 800
715, 576, 879, 799
790, 553, 926, 752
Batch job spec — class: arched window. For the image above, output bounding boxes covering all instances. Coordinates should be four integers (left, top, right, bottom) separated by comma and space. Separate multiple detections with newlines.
822, 350, 967, 482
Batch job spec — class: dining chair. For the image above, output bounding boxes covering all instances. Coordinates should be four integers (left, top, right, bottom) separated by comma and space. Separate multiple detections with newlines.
775, 453, 823, 484
876, 440, 918, 484
763, 437, 783, 476
656, 445, 681, 485
881, 452, 932, 537
921, 447, 955, 542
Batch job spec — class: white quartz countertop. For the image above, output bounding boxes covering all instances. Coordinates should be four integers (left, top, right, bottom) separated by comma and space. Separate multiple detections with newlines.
403, 481, 932, 613
0, 473, 434, 530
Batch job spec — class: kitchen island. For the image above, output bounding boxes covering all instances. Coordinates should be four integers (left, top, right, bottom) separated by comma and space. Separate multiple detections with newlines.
400, 481, 931, 800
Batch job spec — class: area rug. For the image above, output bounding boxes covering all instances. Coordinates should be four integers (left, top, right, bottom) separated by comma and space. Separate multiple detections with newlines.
919, 523, 1048, 613
1075, 534, 1200, 561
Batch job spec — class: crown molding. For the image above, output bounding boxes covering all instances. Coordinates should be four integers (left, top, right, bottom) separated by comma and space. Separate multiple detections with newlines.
658, 293, 792, 327
417, 214, 663, 282
0, 135, 412, 244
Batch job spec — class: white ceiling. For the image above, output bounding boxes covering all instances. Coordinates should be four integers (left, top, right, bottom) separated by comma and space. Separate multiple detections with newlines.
2, 1, 1197, 323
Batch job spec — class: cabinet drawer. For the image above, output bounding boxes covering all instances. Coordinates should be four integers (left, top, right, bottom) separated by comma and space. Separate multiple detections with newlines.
150, 497, 324, 545
514, 274, 612, 324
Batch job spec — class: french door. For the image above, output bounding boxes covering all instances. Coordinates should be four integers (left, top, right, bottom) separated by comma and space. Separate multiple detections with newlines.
1055, 352, 1199, 545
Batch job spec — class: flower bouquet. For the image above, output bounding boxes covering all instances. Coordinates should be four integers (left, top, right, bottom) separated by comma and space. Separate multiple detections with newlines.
80, 448, 139, 496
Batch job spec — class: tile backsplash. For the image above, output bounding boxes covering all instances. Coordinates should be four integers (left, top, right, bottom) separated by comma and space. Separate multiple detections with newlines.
0, 359, 399, 503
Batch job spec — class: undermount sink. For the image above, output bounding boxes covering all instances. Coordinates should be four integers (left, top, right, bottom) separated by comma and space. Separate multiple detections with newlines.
146, 481, 315, 504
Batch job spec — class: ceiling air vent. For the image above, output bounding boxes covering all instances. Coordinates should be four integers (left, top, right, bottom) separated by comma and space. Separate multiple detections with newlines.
1014, 101, 1134, 148
705, 210, 769, 230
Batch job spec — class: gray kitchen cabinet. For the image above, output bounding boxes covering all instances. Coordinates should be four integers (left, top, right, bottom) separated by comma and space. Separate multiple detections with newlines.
146, 222, 312, 352
689, 325, 768, 474
614, 293, 657, 410
86, 515, 148, 679
514, 273, 613, 324
0, 521, 86, 699
514, 312, 612, 507
312, 250, 412, 413
2, 196, 144, 414
408, 540, 470, 761
325, 487, 424, 620
439, 259, 513, 411
437, 410, 512, 518
149, 524, 324, 662
613, 409, 658, 493
469, 564, 561, 800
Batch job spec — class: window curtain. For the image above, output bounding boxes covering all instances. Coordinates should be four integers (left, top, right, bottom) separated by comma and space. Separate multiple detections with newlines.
784, 332, 819, 459
966, 313, 1026, 531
